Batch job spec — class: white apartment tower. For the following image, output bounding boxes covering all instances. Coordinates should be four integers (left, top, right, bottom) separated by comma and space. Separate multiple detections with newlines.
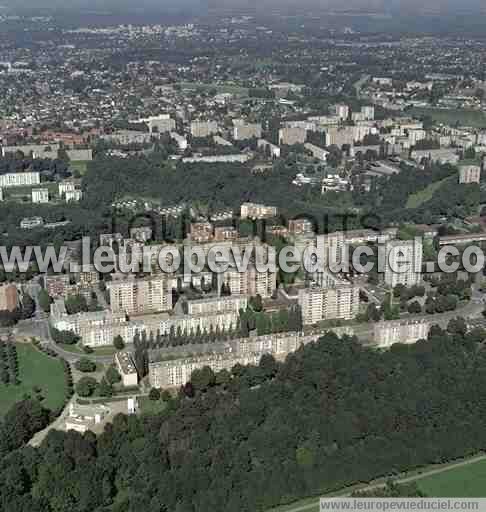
109, 275, 172, 316
298, 282, 359, 326
384, 239, 423, 288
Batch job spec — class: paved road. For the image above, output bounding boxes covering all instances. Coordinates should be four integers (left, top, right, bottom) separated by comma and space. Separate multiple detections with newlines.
274, 453, 486, 512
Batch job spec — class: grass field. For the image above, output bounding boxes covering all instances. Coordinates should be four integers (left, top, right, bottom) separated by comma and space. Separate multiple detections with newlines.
0, 344, 67, 416
139, 396, 167, 415
409, 107, 486, 129
418, 459, 486, 497
406, 177, 451, 209
69, 160, 89, 175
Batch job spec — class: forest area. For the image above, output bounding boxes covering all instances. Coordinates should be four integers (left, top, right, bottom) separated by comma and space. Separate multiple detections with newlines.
1, 322, 486, 511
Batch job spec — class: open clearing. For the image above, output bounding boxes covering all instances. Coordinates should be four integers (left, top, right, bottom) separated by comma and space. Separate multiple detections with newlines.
417, 458, 486, 497
0, 343, 67, 416
406, 177, 451, 209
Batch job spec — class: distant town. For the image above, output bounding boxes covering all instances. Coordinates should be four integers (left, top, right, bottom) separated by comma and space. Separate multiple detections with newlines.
0, 4, 486, 509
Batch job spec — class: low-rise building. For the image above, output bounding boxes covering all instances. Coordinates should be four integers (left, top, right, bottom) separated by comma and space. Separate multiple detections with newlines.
114, 351, 138, 387
304, 143, 329, 162
189, 222, 214, 243
240, 202, 277, 219
170, 132, 188, 151
257, 139, 281, 158
20, 216, 43, 229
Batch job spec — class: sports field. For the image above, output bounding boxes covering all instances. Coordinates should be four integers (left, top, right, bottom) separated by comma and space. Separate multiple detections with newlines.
417, 458, 486, 497
0, 343, 67, 416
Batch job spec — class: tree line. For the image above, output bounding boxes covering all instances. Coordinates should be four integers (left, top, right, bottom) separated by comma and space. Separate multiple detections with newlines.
1, 321, 486, 510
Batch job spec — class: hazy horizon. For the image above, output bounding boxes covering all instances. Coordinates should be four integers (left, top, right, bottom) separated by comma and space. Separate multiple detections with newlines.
2, 0, 484, 15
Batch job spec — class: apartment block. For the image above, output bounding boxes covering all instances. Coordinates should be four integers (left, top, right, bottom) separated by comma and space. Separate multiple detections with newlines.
214, 225, 238, 242
189, 222, 214, 243
139, 114, 176, 134
65, 189, 83, 202
288, 218, 316, 236
191, 120, 219, 138
384, 239, 423, 288
170, 132, 188, 151
157, 310, 239, 337
1, 143, 60, 158
278, 127, 307, 146
408, 128, 427, 147
32, 188, 49, 204
331, 104, 350, 121
44, 274, 71, 298
186, 295, 248, 316
148, 332, 323, 388
304, 143, 329, 161
109, 275, 172, 316
316, 232, 347, 271
233, 121, 262, 141
101, 130, 152, 145
458, 164, 481, 184
361, 106, 375, 121
257, 139, 281, 158
59, 181, 76, 196
0, 171, 40, 188
0, 283, 18, 312
374, 319, 430, 348
220, 264, 277, 299
150, 352, 261, 388
240, 202, 277, 219
66, 149, 93, 161
50, 299, 142, 347
298, 281, 359, 326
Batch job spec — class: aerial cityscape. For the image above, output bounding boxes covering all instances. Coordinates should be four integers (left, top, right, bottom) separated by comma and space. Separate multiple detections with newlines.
0, 0, 486, 510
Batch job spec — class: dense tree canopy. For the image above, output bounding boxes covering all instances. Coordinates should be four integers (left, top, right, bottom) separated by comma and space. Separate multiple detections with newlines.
1, 324, 486, 511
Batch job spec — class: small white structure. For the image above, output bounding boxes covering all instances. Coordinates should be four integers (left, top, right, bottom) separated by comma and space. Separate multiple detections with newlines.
127, 397, 138, 415
65, 189, 83, 202
64, 403, 110, 433
32, 188, 49, 204
115, 351, 139, 387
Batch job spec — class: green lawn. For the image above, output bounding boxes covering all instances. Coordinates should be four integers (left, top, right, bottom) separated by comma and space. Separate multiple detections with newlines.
418, 459, 486, 497
58, 343, 85, 354
406, 177, 451, 209
409, 107, 486, 129
69, 160, 89, 175
91, 346, 118, 356
0, 344, 67, 416
139, 396, 167, 415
